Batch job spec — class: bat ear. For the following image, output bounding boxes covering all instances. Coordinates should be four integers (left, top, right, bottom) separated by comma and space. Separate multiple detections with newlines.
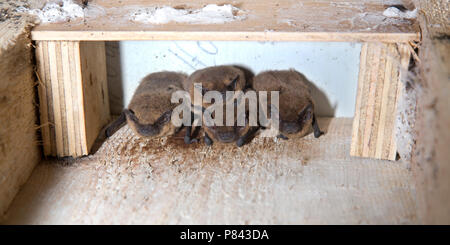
202, 87, 210, 96
195, 84, 210, 96
167, 85, 177, 91
157, 110, 172, 124
298, 103, 313, 122
227, 75, 239, 90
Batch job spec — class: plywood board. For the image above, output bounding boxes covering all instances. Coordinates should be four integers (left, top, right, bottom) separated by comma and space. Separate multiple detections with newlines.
30, 0, 419, 42
410, 0, 450, 224
0, 18, 40, 218
350, 42, 411, 160
2, 118, 418, 224
35, 40, 110, 157
79, 41, 111, 154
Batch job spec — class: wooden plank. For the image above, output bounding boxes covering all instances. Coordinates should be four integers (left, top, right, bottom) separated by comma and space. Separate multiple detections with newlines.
351, 43, 371, 156
69, 41, 82, 156
47, 41, 64, 157
61, 42, 76, 156
350, 43, 367, 156
362, 43, 381, 157
31, 31, 419, 43
30, 0, 419, 42
55, 42, 69, 156
367, 44, 387, 157
0, 18, 41, 217
35, 42, 51, 156
389, 43, 411, 159
71, 41, 88, 155
412, 0, 450, 224
1, 118, 418, 225
375, 44, 394, 159
350, 42, 411, 160
382, 50, 400, 159
41, 41, 57, 156
35, 41, 110, 157
79, 41, 110, 154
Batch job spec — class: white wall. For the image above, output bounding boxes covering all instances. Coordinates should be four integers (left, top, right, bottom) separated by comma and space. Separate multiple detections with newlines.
107, 41, 361, 117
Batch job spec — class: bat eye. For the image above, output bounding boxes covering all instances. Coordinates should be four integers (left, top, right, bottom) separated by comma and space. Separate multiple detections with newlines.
227, 75, 239, 90
201, 87, 210, 96
159, 111, 172, 123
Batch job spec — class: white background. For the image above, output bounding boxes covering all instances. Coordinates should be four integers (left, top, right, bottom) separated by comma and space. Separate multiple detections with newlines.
107, 41, 361, 117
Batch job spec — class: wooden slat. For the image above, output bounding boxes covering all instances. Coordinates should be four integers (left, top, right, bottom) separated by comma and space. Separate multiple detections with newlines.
31, 31, 419, 43
367, 44, 387, 157
55, 42, 69, 156
47, 41, 64, 156
61, 42, 76, 156
73, 41, 89, 155
349, 43, 366, 157
2, 118, 418, 225
350, 42, 411, 161
362, 43, 381, 157
41, 41, 57, 156
375, 44, 394, 159
30, 0, 419, 42
79, 41, 111, 153
36, 42, 51, 156
352, 43, 371, 157
351, 42, 367, 157
69, 41, 82, 156
35, 41, 110, 157
389, 43, 412, 159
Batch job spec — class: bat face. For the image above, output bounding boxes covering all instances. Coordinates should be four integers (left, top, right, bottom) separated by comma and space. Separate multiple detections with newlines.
253, 70, 319, 138
279, 103, 314, 136
142, 110, 177, 138
204, 125, 246, 143
125, 72, 186, 138
203, 95, 251, 143
186, 65, 246, 106
186, 66, 249, 144
204, 109, 251, 143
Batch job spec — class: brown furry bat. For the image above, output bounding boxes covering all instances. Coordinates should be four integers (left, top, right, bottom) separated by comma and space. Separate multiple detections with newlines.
400, 0, 415, 10
182, 65, 246, 102
105, 71, 186, 138
202, 92, 258, 146
183, 65, 253, 146
252, 69, 323, 139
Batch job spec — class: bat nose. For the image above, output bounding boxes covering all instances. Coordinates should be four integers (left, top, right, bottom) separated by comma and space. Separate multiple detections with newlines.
218, 131, 236, 143
280, 121, 301, 134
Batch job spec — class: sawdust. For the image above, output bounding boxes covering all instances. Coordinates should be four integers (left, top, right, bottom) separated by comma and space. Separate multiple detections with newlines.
2, 118, 418, 224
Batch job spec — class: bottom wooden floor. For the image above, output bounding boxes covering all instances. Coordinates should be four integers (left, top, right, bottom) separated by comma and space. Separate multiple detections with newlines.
2, 118, 417, 224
